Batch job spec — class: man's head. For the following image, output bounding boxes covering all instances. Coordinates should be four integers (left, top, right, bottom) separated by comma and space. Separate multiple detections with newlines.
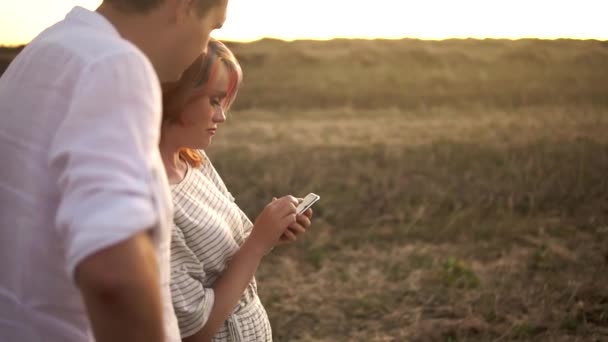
167, 0, 228, 80
99, 0, 228, 81
101, 0, 164, 13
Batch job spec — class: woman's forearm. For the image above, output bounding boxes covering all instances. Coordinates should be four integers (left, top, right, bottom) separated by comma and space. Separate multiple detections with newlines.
184, 238, 266, 342
184, 196, 301, 342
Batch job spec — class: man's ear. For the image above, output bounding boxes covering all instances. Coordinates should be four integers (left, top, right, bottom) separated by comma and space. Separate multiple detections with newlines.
175, 0, 196, 21
158, 0, 182, 24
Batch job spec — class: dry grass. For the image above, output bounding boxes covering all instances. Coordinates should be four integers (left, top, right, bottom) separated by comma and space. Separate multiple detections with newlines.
209, 103, 608, 341
225, 38, 608, 111
209, 39, 608, 341
2, 39, 608, 341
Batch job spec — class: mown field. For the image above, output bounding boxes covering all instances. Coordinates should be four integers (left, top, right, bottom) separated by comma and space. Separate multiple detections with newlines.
2, 38, 608, 341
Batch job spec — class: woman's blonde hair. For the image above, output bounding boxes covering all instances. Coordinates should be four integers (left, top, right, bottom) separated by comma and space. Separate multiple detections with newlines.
162, 38, 242, 167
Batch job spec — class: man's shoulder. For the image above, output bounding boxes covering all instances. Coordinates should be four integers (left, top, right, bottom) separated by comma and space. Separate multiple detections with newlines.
34, 24, 145, 67
24, 15, 154, 78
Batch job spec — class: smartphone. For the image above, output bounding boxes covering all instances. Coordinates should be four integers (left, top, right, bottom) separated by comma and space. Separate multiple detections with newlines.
296, 193, 320, 215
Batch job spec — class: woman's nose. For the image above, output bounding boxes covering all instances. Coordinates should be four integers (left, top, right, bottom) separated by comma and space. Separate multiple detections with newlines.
213, 107, 226, 123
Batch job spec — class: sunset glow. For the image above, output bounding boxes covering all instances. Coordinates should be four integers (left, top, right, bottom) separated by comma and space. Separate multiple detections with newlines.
0, 0, 606, 45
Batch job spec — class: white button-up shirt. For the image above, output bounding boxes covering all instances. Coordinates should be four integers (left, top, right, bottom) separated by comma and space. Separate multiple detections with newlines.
0, 7, 179, 342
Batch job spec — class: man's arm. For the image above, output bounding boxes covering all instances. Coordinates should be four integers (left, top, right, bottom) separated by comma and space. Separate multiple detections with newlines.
48, 51, 168, 341
76, 231, 164, 342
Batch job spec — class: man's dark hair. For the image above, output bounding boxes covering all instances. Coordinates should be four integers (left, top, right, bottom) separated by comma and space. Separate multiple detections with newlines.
192, 0, 223, 16
104, 0, 222, 15
103, 0, 163, 12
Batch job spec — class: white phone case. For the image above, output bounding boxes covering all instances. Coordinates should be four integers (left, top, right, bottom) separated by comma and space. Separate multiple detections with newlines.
296, 193, 320, 215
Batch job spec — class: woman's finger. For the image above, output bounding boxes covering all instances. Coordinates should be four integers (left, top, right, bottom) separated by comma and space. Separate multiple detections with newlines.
287, 223, 306, 234
281, 229, 297, 242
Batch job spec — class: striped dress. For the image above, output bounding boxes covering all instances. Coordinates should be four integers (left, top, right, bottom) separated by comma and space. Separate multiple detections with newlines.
169, 151, 272, 341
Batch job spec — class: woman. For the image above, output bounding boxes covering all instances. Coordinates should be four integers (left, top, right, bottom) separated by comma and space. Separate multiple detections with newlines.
160, 39, 312, 341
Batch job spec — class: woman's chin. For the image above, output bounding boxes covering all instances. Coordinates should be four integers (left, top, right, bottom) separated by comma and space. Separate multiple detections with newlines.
199, 137, 213, 149
185, 140, 211, 150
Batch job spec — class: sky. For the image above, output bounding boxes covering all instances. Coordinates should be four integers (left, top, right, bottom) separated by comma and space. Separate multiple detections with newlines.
0, 0, 606, 46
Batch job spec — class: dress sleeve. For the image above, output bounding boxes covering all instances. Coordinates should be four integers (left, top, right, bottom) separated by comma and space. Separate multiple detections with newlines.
199, 150, 254, 239
239, 209, 254, 238
170, 224, 216, 338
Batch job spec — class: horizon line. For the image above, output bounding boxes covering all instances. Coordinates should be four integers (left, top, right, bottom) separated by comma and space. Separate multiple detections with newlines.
1, 35, 607, 48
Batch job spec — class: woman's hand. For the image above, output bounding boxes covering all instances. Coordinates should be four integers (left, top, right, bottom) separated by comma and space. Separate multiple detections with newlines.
195, 195, 299, 342
249, 195, 298, 255
278, 200, 313, 244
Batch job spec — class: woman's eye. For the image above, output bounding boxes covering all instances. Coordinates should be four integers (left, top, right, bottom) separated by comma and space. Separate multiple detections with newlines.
210, 98, 221, 107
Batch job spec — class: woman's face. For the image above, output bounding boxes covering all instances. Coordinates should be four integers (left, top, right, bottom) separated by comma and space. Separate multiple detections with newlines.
175, 63, 230, 149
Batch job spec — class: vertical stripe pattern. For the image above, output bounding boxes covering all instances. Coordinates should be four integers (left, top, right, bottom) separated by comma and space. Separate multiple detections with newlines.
170, 151, 272, 341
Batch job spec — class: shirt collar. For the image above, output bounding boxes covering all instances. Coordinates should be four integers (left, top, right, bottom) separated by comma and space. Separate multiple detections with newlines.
64, 6, 119, 37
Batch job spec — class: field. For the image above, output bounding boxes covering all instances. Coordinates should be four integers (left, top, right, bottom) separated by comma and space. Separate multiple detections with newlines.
2, 38, 608, 341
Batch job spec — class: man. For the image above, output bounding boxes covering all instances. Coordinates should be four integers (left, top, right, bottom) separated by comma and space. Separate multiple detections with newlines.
0, 0, 228, 341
